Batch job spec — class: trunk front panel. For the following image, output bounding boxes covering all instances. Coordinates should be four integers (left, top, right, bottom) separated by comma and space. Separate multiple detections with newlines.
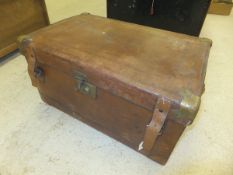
33, 58, 185, 164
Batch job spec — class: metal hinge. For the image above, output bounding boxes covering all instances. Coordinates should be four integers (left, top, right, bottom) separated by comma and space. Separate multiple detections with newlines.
74, 71, 96, 99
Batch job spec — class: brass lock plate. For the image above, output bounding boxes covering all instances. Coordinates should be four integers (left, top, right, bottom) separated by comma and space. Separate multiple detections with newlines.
74, 71, 96, 98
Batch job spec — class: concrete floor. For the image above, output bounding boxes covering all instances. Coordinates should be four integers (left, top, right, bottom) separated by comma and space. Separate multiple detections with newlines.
0, 1, 233, 175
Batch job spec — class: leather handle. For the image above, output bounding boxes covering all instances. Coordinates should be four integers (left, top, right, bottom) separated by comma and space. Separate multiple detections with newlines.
142, 98, 171, 155
18, 36, 42, 86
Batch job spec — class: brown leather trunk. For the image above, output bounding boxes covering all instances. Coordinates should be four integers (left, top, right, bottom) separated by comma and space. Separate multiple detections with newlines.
18, 14, 212, 165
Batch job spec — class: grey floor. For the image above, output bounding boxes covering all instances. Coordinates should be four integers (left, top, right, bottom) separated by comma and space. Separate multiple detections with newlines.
0, 1, 233, 175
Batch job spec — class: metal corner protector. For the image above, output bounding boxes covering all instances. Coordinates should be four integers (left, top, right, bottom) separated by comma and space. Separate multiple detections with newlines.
17, 35, 32, 55
177, 90, 201, 126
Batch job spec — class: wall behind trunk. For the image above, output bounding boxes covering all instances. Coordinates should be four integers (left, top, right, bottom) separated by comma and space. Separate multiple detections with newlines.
45, 0, 106, 23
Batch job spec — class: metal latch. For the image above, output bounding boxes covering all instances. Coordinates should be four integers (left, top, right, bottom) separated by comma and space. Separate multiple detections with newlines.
74, 71, 96, 98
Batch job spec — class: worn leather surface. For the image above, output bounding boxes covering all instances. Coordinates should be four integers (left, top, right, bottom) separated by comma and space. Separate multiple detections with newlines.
30, 14, 211, 108
21, 14, 211, 164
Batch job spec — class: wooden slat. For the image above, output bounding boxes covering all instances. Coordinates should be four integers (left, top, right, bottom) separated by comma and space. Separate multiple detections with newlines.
0, 0, 49, 58
0, 43, 17, 58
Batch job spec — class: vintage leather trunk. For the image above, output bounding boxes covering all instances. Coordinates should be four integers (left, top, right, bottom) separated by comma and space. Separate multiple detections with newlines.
18, 14, 212, 165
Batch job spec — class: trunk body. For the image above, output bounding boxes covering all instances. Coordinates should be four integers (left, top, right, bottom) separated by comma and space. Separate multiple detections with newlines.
19, 14, 211, 165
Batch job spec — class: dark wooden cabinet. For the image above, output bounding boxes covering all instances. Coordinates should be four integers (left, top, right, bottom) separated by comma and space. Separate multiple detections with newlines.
107, 0, 211, 36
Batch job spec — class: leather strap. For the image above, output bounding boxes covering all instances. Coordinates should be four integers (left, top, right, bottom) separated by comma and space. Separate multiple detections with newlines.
142, 97, 171, 155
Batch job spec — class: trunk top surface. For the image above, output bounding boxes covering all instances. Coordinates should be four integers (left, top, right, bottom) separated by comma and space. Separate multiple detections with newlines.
28, 14, 211, 110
